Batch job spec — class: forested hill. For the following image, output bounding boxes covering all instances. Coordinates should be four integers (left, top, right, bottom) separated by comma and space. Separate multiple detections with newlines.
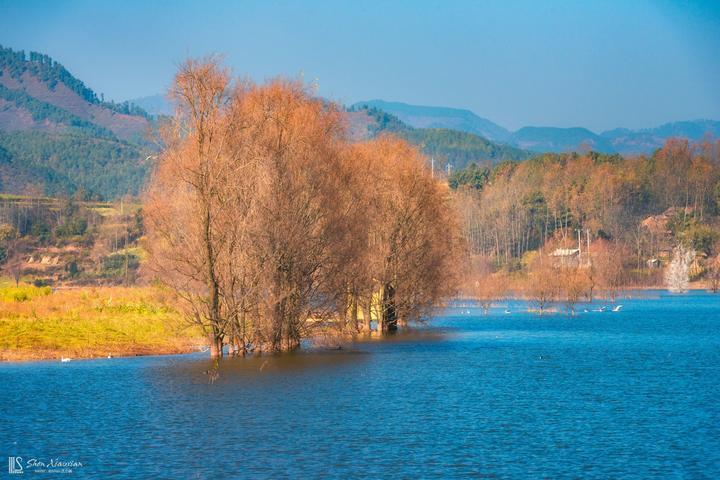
348, 105, 530, 170
509, 126, 615, 153
0, 45, 152, 199
352, 99, 511, 142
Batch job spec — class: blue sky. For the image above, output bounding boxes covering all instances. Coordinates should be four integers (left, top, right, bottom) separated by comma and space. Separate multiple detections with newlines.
1, 0, 718, 131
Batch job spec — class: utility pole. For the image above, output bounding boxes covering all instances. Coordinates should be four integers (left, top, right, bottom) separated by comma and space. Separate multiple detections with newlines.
586, 229, 591, 267
431, 156, 435, 179
576, 229, 581, 252
124, 229, 129, 285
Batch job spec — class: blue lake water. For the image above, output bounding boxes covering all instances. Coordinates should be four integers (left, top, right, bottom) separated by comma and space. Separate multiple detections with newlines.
1, 291, 719, 478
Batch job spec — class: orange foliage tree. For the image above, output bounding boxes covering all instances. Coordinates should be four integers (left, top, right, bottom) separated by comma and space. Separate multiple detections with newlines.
145, 59, 461, 356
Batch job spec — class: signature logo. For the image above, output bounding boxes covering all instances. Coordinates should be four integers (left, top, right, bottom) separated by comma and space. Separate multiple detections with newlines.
8, 456, 83, 474
8, 456, 23, 474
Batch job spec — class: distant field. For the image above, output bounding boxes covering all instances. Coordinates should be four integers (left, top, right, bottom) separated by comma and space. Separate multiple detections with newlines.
0, 194, 139, 215
0, 281, 203, 361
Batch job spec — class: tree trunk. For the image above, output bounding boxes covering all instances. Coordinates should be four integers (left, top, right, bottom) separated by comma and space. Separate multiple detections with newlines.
381, 284, 398, 333
363, 298, 372, 332
209, 334, 223, 358
235, 335, 244, 356
350, 292, 358, 332
202, 204, 224, 356
228, 333, 241, 357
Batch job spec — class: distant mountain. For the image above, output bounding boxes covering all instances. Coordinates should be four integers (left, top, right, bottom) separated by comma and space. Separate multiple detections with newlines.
511, 121, 720, 154
0, 45, 152, 198
2, 45, 716, 199
348, 106, 529, 169
601, 120, 720, 154
352, 100, 510, 142
357, 99, 720, 154
127, 94, 174, 116
509, 127, 615, 153
634, 119, 720, 139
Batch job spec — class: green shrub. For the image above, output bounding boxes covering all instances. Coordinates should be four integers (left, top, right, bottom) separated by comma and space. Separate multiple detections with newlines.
100, 252, 140, 278
0, 283, 52, 302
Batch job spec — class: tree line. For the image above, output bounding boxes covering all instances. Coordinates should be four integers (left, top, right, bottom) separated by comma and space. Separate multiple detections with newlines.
452, 139, 720, 305
144, 59, 460, 357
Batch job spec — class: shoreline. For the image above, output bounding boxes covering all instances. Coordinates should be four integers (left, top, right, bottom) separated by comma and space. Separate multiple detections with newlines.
465, 285, 716, 303
0, 344, 202, 363
0, 283, 204, 363
2, 284, 716, 363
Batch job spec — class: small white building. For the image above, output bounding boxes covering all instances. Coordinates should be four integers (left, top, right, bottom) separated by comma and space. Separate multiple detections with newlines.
550, 248, 580, 267
647, 258, 661, 269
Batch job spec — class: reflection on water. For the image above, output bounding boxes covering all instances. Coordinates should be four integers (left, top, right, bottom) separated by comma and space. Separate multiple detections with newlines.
162, 348, 373, 380
1, 291, 719, 478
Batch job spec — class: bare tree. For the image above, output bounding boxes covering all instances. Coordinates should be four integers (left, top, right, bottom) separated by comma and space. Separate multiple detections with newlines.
594, 242, 629, 302
463, 255, 507, 313
353, 137, 461, 332
238, 79, 359, 352
525, 257, 559, 315
709, 255, 720, 293
560, 267, 592, 315
145, 59, 463, 356
1, 226, 27, 286
665, 244, 695, 293
145, 58, 246, 358
3, 244, 26, 287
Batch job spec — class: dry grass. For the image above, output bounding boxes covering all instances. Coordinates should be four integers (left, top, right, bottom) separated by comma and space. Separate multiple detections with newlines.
0, 281, 204, 361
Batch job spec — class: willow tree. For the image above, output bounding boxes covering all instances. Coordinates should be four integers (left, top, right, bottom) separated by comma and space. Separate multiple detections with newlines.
355, 137, 460, 332
144, 59, 255, 358
231, 79, 361, 352
146, 59, 462, 356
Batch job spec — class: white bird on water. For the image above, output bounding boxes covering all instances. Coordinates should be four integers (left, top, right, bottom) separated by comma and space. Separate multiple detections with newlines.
60, 357, 71, 363
612, 305, 623, 312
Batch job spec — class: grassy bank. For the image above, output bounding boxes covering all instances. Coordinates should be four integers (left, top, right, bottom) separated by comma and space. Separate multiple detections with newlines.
0, 281, 203, 361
